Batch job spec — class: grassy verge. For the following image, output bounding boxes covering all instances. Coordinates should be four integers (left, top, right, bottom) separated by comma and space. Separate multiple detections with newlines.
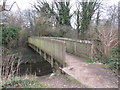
1, 75, 51, 89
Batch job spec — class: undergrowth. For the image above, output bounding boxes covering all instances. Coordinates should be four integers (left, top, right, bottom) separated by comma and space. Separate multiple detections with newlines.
101, 48, 119, 70
85, 48, 119, 72
85, 58, 96, 63
1, 75, 50, 89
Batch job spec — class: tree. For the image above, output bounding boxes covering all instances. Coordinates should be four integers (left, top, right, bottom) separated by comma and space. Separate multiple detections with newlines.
0, 0, 21, 12
22, 9, 36, 35
75, 2, 81, 38
2, 26, 21, 48
79, 0, 101, 39
34, 0, 72, 26
95, 4, 118, 61
54, 1, 72, 26
1, 12, 23, 27
106, 5, 118, 25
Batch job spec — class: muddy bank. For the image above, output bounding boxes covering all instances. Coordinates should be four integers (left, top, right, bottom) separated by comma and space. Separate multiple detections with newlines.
18, 47, 53, 76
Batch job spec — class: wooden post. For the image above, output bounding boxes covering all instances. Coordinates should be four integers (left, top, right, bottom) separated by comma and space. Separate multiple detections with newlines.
91, 43, 94, 59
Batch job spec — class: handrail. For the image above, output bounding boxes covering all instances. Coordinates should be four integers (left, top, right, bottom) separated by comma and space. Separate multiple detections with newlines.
47, 37, 93, 59
28, 37, 66, 66
28, 36, 94, 66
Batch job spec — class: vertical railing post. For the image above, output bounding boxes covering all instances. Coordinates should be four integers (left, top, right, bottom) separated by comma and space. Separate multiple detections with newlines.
74, 42, 77, 54
91, 43, 94, 59
51, 56, 53, 68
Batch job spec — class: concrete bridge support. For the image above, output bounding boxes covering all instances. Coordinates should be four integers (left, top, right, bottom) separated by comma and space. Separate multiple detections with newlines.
28, 43, 63, 73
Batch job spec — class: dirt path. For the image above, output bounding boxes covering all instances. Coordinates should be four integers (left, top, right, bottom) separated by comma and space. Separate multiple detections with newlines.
37, 75, 86, 88
62, 53, 118, 88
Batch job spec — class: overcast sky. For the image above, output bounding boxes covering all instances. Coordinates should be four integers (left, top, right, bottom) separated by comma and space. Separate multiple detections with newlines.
0, 0, 119, 11
0, 0, 119, 28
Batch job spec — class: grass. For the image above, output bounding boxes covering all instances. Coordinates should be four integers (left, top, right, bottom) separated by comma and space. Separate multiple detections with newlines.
85, 59, 95, 63
1, 75, 51, 88
102, 65, 110, 69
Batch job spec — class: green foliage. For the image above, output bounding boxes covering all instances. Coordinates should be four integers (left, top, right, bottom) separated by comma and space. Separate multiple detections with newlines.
1, 76, 50, 88
34, 1, 72, 26
55, 2, 71, 26
80, 0, 100, 39
85, 59, 96, 63
107, 48, 119, 69
31, 82, 51, 88
2, 26, 21, 45
102, 65, 109, 69
101, 48, 119, 70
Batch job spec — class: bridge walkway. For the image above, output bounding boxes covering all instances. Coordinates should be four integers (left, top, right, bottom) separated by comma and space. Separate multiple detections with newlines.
63, 53, 118, 88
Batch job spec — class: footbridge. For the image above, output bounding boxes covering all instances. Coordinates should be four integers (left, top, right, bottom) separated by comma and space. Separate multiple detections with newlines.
28, 37, 118, 88
28, 37, 93, 68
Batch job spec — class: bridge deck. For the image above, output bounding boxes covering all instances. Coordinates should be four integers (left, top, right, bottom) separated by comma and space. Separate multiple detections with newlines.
63, 53, 118, 88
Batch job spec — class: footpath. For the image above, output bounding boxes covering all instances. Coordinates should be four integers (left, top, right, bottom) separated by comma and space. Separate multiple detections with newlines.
62, 53, 118, 88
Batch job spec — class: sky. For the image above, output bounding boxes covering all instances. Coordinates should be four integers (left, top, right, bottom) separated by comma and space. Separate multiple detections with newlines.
0, 0, 119, 11
0, 0, 119, 28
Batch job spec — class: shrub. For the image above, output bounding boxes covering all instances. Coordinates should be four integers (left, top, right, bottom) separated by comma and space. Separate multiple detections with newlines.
101, 48, 119, 70
108, 48, 119, 70
2, 26, 21, 46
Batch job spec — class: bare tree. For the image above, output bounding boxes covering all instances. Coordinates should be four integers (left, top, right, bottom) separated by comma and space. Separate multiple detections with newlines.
0, 0, 21, 12
2, 53, 22, 80
106, 5, 118, 25
93, 4, 118, 61
1, 12, 23, 27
